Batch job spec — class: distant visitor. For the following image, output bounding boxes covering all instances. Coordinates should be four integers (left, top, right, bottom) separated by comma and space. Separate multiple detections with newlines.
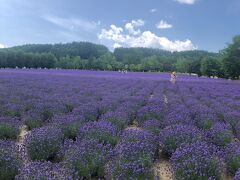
170, 71, 177, 83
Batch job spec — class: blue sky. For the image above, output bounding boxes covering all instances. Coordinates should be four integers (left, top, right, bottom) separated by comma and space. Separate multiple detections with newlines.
0, 0, 239, 52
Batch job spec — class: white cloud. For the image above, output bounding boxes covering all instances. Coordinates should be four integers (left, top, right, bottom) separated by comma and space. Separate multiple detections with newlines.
98, 25, 126, 43
125, 19, 145, 35
110, 25, 123, 34
0, 44, 5, 48
156, 20, 173, 29
132, 19, 145, 27
98, 23, 197, 51
113, 43, 122, 49
43, 15, 98, 32
175, 0, 196, 5
150, 8, 157, 13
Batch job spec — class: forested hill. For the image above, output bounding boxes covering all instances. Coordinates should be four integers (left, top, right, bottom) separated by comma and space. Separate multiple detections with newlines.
11, 42, 109, 59
9, 43, 216, 62
114, 47, 217, 63
0, 42, 215, 73
0, 35, 239, 79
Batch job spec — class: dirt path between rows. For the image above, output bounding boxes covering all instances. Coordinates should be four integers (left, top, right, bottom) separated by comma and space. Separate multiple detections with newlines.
154, 150, 173, 180
126, 119, 142, 130
154, 94, 173, 180
18, 125, 28, 144
17, 125, 30, 164
154, 159, 173, 180
125, 120, 174, 180
163, 95, 168, 105
126, 92, 174, 179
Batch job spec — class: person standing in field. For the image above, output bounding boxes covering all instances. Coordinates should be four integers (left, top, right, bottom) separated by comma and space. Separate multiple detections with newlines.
170, 71, 177, 83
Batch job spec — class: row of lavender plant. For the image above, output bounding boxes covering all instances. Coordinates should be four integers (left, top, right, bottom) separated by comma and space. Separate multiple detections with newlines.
0, 70, 158, 179
0, 69, 239, 179
159, 80, 240, 179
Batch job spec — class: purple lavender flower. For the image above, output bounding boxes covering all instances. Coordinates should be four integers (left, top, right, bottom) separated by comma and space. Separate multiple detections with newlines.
23, 111, 43, 129
234, 169, 240, 180
205, 122, 234, 148
106, 153, 154, 179
73, 103, 99, 121
164, 106, 193, 127
224, 142, 240, 175
171, 141, 223, 179
15, 161, 77, 180
120, 129, 158, 148
116, 101, 140, 120
63, 139, 112, 178
235, 121, 240, 140
97, 99, 117, 115
0, 116, 21, 140
141, 119, 164, 135
34, 103, 55, 121
3, 103, 23, 117
159, 124, 202, 155
106, 129, 157, 179
107, 138, 156, 179
99, 110, 130, 131
191, 104, 219, 130
49, 114, 85, 139
25, 126, 64, 160
115, 140, 156, 161
0, 140, 23, 179
137, 104, 164, 124
78, 121, 119, 145
0, 68, 240, 179
224, 111, 240, 129
22, 102, 59, 129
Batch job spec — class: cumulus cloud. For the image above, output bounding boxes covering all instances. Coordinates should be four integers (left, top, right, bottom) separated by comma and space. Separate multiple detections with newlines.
43, 15, 98, 32
156, 20, 173, 29
113, 43, 122, 49
175, 0, 197, 5
98, 25, 125, 43
98, 23, 197, 52
125, 19, 145, 35
150, 8, 157, 13
0, 44, 5, 48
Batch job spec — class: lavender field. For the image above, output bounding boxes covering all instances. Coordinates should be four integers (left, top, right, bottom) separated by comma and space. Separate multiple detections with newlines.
0, 69, 240, 180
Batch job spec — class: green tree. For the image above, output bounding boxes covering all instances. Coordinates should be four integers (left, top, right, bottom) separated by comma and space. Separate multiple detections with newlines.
221, 35, 240, 79
0, 50, 7, 67
200, 56, 220, 77
141, 56, 160, 71
72, 56, 82, 69
96, 53, 117, 70
176, 58, 190, 73
188, 59, 201, 75
40, 53, 57, 68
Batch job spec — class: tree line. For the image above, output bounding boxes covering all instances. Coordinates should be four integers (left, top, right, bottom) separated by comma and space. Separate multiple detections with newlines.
0, 36, 239, 79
